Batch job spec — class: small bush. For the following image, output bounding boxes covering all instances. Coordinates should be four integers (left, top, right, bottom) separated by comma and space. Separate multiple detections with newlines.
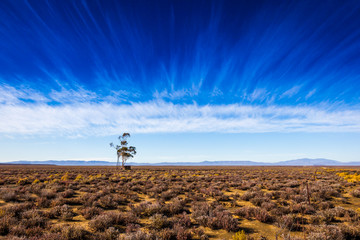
89, 213, 113, 231
253, 207, 273, 223
9, 224, 26, 237
51, 224, 91, 240
351, 189, 360, 198
306, 225, 343, 240
96, 195, 118, 209
277, 214, 302, 231
89, 212, 138, 231
2, 191, 18, 202
41, 189, 57, 199
62, 189, 75, 198
48, 204, 76, 221
118, 230, 153, 240
80, 206, 103, 220
36, 197, 51, 208
0, 216, 16, 235
173, 223, 192, 240
155, 228, 176, 240
21, 209, 48, 228
149, 214, 170, 229
240, 191, 256, 201
233, 230, 246, 240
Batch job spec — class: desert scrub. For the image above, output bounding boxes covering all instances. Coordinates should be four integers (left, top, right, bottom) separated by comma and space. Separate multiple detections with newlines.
89, 212, 138, 231
336, 171, 360, 183
351, 188, 360, 198
51, 224, 91, 240
149, 214, 171, 229
62, 189, 75, 198
80, 206, 103, 220
1, 191, 18, 202
48, 204, 76, 220
20, 209, 48, 229
233, 230, 246, 240
235, 206, 273, 223
192, 202, 239, 232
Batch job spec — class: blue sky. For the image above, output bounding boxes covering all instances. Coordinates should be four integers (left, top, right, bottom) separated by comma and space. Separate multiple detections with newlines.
1, 0, 360, 162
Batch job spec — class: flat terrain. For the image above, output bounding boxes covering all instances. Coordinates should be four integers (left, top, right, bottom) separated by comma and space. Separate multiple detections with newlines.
0, 165, 360, 240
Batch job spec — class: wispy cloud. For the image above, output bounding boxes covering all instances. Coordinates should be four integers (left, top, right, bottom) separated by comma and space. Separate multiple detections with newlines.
1, 99, 360, 137
2, 0, 360, 107
0, 85, 47, 104
280, 86, 302, 98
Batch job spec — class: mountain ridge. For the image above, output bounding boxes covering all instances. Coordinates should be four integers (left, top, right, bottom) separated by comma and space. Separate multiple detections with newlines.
3, 158, 360, 166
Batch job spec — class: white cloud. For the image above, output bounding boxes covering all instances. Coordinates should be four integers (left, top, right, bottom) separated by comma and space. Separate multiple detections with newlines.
305, 89, 317, 99
280, 85, 302, 98
1, 100, 360, 137
0, 85, 47, 104
49, 87, 97, 103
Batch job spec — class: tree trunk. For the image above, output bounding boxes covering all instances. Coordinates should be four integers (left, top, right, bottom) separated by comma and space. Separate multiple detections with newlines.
116, 155, 120, 169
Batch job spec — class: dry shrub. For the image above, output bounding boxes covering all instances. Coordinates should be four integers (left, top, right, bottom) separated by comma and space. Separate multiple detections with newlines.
62, 189, 75, 198
118, 230, 153, 240
235, 206, 273, 223
96, 227, 120, 240
48, 204, 76, 220
9, 224, 26, 237
51, 224, 91, 240
253, 208, 273, 223
240, 191, 256, 201
50, 197, 67, 207
261, 201, 276, 211
80, 193, 99, 207
96, 195, 118, 209
125, 223, 140, 233
192, 228, 209, 240
276, 214, 302, 231
2, 191, 18, 202
162, 198, 186, 216
318, 201, 334, 210
339, 223, 360, 239
269, 206, 290, 216
192, 203, 239, 232
89, 212, 138, 231
145, 202, 163, 216
88, 213, 113, 231
173, 223, 192, 240
36, 197, 51, 208
149, 214, 170, 229
41, 189, 57, 199
306, 225, 343, 240
0, 216, 17, 235
160, 190, 176, 201
20, 209, 48, 229
350, 189, 360, 198
176, 213, 192, 228
25, 226, 44, 237
4, 203, 33, 219
318, 209, 336, 224
250, 196, 269, 207
154, 228, 176, 240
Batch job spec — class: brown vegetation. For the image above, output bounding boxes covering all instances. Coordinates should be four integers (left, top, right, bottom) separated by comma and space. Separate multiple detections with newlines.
0, 165, 359, 239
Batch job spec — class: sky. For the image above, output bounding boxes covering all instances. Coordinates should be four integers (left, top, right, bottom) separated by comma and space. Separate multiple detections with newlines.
1, 0, 360, 163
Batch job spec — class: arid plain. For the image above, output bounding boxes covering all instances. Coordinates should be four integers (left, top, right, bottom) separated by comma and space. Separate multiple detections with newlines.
0, 165, 360, 240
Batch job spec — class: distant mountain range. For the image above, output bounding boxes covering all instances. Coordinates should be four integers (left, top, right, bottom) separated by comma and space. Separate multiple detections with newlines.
2, 158, 360, 166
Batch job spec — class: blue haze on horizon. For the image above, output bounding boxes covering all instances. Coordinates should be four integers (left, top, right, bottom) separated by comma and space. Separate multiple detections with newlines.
0, 0, 360, 163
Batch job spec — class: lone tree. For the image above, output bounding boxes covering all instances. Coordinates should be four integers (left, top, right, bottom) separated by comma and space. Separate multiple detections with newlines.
110, 133, 136, 169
